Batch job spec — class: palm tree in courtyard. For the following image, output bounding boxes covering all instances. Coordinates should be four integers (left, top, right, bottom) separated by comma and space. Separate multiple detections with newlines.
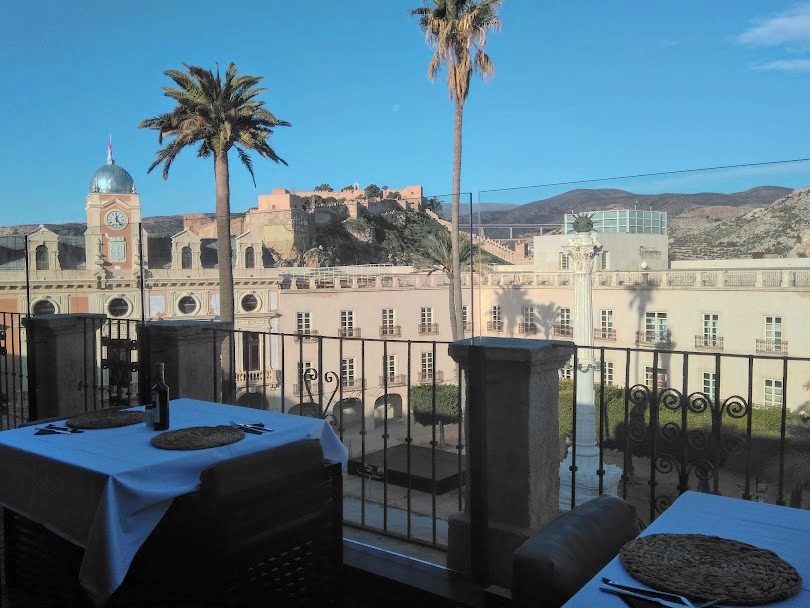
412, 229, 489, 333
410, 0, 502, 341
139, 62, 290, 402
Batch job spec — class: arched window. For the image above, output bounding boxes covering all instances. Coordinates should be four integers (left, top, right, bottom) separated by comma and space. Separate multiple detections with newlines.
35, 245, 49, 270
181, 246, 192, 269
178, 296, 198, 315
244, 247, 255, 269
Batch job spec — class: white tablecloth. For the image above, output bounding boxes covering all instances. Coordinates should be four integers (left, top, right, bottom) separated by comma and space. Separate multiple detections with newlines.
563, 491, 810, 607
0, 399, 348, 605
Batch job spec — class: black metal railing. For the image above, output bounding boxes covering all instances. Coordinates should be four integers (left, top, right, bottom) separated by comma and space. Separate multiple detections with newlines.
552, 324, 573, 338
294, 330, 320, 342
695, 335, 724, 350
417, 324, 439, 335
518, 322, 537, 335
594, 327, 617, 341
339, 327, 361, 338
635, 330, 673, 348
208, 329, 461, 552
379, 325, 401, 338
756, 339, 787, 355
562, 343, 810, 526
0, 312, 29, 429
486, 320, 503, 332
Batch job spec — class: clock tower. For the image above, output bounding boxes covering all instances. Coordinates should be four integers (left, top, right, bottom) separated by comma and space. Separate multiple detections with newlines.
85, 140, 142, 280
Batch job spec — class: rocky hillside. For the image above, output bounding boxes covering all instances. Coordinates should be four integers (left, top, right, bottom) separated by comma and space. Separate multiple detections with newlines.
668, 187, 810, 260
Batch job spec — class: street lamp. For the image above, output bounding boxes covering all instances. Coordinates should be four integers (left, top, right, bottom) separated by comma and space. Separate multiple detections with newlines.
558, 214, 622, 510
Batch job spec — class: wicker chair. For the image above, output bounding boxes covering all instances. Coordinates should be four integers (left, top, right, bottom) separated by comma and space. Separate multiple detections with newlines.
4, 440, 343, 607
114, 439, 343, 606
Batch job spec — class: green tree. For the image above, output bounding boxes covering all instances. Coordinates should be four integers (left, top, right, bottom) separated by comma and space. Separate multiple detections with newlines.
139, 62, 289, 402
364, 183, 382, 200
411, 229, 491, 330
314, 183, 334, 192
411, 0, 502, 341
424, 196, 444, 218
410, 383, 460, 446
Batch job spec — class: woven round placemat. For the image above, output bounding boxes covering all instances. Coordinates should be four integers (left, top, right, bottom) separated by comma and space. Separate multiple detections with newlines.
150, 426, 245, 451
67, 409, 146, 429
621, 533, 802, 605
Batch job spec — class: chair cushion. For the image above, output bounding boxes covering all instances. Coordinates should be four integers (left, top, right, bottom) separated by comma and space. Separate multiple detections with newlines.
512, 494, 640, 607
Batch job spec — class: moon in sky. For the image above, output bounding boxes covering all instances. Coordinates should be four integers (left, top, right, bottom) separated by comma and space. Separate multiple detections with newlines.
393, 104, 400, 112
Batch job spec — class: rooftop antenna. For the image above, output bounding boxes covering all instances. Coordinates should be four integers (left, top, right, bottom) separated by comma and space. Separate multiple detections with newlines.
107, 134, 114, 165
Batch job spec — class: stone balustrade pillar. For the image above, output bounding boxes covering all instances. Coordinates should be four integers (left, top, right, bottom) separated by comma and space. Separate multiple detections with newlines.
24, 313, 106, 420
138, 320, 233, 403
447, 337, 575, 588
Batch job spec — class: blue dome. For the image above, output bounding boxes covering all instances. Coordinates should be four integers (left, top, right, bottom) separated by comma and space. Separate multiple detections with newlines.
89, 162, 136, 194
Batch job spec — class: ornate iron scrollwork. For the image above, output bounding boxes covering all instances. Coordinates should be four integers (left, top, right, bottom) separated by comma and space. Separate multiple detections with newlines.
299, 367, 342, 427
623, 383, 750, 517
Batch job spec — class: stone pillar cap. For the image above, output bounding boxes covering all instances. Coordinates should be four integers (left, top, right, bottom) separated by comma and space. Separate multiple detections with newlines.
24, 313, 106, 329
449, 337, 575, 365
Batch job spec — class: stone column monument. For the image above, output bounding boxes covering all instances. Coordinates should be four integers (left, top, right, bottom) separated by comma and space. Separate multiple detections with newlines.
558, 214, 622, 509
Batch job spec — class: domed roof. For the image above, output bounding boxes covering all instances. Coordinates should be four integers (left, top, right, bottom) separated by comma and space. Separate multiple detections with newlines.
89, 161, 136, 194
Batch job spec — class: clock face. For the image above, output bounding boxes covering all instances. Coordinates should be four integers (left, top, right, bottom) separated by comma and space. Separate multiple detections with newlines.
106, 210, 128, 230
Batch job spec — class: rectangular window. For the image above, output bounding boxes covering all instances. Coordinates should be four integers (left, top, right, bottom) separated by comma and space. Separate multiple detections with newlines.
559, 307, 571, 329
341, 358, 355, 386
421, 352, 434, 377
298, 361, 312, 384
384, 355, 396, 379
765, 316, 783, 343
602, 361, 614, 385
462, 305, 469, 324
763, 378, 783, 408
559, 252, 570, 270
645, 366, 668, 389
491, 305, 502, 322
421, 307, 433, 325
296, 312, 311, 333
561, 365, 573, 380
242, 332, 260, 372
340, 310, 354, 330
600, 251, 609, 270
703, 313, 719, 345
645, 312, 668, 342
522, 306, 535, 325
600, 309, 614, 337
703, 372, 717, 397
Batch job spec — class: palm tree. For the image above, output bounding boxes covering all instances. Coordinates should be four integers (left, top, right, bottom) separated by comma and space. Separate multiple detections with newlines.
411, 0, 502, 341
139, 63, 290, 402
412, 229, 489, 333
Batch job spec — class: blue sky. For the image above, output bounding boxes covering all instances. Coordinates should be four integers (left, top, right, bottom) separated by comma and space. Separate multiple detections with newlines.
1, 1, 809, 224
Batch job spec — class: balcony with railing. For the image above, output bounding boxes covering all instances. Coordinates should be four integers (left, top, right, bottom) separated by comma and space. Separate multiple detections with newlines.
518, 322, 537, 335
635, 330, 673, 348
379, 374, 407, 387
418, 323, 439, 335
418, 369, 444, 384
338, 327, 361, 338
552, 324, 573, 338
487, 320, 504, 332
757, 339, 788, 355
293, 329, 319, 342
379, 325, 401, 337
234, 369, 278, 387
695, 335, 724, 350
11, 314, 810, 607
594, 327, 616, 341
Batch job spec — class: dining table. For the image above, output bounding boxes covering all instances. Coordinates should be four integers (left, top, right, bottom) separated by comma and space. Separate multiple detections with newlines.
562, 490, 810, 607
0, 398, 349, 606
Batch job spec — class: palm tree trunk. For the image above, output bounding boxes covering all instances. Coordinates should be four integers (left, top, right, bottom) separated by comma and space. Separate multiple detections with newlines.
447, 268, 458, 342
451, 98, 465, 341
215, 152, 235, 404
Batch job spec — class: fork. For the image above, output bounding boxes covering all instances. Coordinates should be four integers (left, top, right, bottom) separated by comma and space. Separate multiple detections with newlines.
229, 421, 262, 435
601, 579, 721, 608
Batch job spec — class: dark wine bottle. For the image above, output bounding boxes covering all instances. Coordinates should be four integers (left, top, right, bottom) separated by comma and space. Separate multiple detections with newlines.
151, 362, 170, 431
